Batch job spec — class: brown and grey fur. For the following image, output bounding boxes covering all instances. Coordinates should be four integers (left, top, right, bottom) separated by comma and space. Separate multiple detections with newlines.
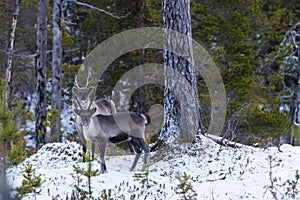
72, 75, 117, 157
74, 107, 149, 174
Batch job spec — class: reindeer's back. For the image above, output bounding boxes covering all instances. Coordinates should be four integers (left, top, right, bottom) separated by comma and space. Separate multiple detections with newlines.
94, 99, 116, 115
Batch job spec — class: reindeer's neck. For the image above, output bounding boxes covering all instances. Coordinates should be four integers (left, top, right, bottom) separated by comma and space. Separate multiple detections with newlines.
82, 116, 108, 143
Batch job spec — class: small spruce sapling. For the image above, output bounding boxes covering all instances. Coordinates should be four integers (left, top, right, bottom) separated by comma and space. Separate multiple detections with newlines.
40, 107, 64, 143
16, 163, 42, 199
133, 164, 157, 189
72, 141, 99, 198
264, 155, 280, 199
285, 170, 300, 199
175, 172, 197, 200
7, 137, 26, 166
0, 79, 27, 168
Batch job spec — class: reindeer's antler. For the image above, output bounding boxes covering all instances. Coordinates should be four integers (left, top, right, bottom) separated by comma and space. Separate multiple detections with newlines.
74, 74, 93, 89
87, 97, 93, 110
74, 74, 80, 88
74, 94, 83, 110
86, 74, 93, 87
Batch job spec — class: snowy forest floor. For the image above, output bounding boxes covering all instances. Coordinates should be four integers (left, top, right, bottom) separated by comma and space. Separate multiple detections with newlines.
6, 135, 300, 200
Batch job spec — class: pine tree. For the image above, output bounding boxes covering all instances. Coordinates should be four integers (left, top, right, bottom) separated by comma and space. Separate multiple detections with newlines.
16, 162, 42, 198
160, 0, 203, 144
0, 79, 25, 169
72, 141, 99, 198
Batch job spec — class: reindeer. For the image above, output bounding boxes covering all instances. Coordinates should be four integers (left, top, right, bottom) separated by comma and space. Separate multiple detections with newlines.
72, 75, 116, 157
74, 98, 149, 173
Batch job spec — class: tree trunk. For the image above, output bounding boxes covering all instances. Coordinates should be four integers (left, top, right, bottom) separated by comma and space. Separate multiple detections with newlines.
6, 0, 21, 110
285, 70, 300, 144
136, 0, 146, 114
281, 23, 300, 145
0, 138, 11, 200
0, 169, 11, 200
160, 0, 204, 144
35, 0, 48, 148
51, 0, 62, 142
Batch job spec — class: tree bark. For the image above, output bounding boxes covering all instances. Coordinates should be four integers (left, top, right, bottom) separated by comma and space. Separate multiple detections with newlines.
0, 170, 11, 200
6, 0, 21, 110
280, 22, 300, 144
285, 71, 300, 144
51, 0, 62, 142
35, 0, 48, 148
160, 0, 204, 144
136, 0, 146, 114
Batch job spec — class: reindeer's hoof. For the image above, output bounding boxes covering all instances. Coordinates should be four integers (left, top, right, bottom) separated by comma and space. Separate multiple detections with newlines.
129, 167, 135, 172
100, 170, 108, 174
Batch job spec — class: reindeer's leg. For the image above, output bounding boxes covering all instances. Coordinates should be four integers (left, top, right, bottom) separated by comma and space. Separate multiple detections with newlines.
99, 142, 108, 174
130, 153, 142, 171
140, 140, 150, 169
133, 138, 150, 170
129, 136, 149, 171
76, 120, 88, 162
80, 134, 88, 162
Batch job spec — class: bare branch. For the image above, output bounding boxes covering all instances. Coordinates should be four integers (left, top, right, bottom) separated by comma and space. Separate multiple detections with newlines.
69, 0, 131, 19
0, 49, 36, 59
0, 47, 80, 59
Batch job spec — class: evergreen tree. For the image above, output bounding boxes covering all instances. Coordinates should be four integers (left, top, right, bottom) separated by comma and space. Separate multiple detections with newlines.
16, 162, 42, 198
191, 0, 295, 146
0, 79, 26, 169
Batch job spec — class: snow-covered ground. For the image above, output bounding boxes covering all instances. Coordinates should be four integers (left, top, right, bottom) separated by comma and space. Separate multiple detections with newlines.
6, 136, 300, 200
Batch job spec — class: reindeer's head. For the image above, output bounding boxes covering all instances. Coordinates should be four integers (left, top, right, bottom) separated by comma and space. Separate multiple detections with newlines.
72, 74, 95, 109
74, 95, 97, 127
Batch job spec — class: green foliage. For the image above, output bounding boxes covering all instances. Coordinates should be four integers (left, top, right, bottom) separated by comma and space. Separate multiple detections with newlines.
191, 0, 299, 145
0, 79, 26, 166
38, 107, 64, 141
145, 0, 161, 24
133, 167, 157, 189
236, 104, 288, 146
0, 81, 18, 140
43, 107, 59, 129
285, 170, 300, 198
7, 136, 26, 165
1, 0, 299, 148
175, 172, 197, 200
23, 0, 38, 9
72, 148, 99, 199
16, 163, 42, 198
62, 24, 74, 49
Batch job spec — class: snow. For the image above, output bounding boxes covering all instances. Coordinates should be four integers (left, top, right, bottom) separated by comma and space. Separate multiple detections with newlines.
6, 136, 300, 200
21, 88, 77, 149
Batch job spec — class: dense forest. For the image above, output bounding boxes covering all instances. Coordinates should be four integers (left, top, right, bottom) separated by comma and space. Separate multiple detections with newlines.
1, 0, 300, 179
1, 0, 300, 199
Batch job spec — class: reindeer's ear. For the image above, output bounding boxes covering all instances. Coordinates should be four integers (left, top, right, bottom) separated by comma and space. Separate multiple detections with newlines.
72, 87, 78, 94
74, 109, 81, 115
91, 107, 97, 114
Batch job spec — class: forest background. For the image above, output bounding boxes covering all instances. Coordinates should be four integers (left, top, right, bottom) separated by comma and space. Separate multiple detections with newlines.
1, 0, 300, 167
